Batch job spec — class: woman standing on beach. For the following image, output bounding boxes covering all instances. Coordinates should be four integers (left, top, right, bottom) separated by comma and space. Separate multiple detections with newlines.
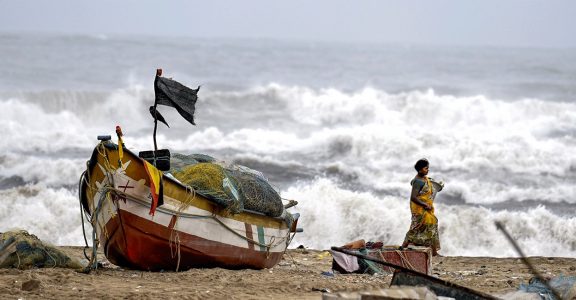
402, 158, 442, 256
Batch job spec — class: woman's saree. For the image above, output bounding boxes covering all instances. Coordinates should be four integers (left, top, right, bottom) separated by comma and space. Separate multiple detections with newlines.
403, 176, 440, 253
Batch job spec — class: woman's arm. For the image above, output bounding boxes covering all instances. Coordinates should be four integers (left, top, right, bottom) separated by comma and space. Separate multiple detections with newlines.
410, 181, 431, 210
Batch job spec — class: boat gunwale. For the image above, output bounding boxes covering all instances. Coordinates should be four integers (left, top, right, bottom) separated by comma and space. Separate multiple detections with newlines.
108, 185, 286, 225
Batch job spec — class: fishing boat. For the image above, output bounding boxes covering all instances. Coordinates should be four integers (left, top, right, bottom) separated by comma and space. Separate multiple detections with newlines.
79, 137, 300, 271
78, 69, 301, 271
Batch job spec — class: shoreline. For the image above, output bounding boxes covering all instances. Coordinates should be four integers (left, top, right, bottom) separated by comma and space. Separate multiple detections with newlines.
0, 246, 575, 299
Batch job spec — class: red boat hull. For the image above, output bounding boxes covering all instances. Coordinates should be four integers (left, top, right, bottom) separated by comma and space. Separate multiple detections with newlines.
103, 209, 283, 271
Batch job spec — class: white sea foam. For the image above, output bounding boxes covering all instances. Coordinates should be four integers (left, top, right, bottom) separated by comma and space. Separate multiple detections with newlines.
1, 84, 575, 256
0, 184, 84, 246
0, 153, 85, 187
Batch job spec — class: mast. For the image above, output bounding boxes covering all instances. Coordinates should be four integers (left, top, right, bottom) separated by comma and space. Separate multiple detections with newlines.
153, 68, 162, 157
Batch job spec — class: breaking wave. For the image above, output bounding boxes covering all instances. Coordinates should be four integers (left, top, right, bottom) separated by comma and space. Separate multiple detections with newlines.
1, 83, 575, 256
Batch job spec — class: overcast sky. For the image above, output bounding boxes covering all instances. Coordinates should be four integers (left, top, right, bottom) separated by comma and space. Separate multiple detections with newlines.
1, 0, 575, 48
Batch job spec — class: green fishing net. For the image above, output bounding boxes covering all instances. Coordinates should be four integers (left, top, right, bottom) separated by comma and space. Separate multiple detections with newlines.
170, 154, 284, 217
0, 230, 83, 269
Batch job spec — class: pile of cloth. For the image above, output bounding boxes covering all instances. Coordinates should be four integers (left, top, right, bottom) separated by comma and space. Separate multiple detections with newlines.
331, 239, 387, 275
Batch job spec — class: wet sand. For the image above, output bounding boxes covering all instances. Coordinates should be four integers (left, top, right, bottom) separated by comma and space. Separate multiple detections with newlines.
1, 246, 575, 299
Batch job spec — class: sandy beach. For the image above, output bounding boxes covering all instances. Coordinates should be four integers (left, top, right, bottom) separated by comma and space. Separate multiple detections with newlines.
0, 246, 574, 299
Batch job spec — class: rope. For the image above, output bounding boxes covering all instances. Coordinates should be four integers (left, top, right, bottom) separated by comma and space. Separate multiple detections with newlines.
209, 213, 290, 251
97, 144, 114, 172
78, 144, 116, 273
266, 236, 276, 258
168, 215, 182, 272
375, 249, 419, 272
175, 185, 198, 212
81, 185, 111, 273
395, 250, 417, 271
286, 231, 298, 249
42, 248, 58, 268
78, 170, 91, 261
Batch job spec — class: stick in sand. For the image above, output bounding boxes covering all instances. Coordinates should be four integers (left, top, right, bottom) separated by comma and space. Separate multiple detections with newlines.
495, 221, 562, 300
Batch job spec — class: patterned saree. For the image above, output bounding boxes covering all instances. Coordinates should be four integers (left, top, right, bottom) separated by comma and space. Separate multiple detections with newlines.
403, 176, 441, 253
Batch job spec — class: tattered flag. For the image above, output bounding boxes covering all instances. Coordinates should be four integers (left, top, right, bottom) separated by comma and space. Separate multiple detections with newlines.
154, 75, 200, 125
149, 106, 170, 128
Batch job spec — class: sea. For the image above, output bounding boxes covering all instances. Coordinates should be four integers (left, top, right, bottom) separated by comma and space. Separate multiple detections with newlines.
0, 32, 575, 257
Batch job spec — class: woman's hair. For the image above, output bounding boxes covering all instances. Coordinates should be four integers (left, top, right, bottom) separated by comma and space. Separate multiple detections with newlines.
414, 158, 429, 171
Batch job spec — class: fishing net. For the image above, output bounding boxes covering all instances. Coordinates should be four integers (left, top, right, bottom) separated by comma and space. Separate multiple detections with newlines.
170, 153, 216, 173
228, 166, 284, 217
0, 230, 83, 269
173, 162, 243, 214
170, 154, 284, 217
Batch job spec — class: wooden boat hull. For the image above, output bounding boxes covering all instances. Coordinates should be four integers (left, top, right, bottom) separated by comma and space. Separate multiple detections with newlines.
391, 271, 498, 300
81, 141, 297, 271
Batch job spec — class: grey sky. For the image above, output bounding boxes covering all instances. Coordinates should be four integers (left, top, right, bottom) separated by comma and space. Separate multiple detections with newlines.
1, 0, 575, 48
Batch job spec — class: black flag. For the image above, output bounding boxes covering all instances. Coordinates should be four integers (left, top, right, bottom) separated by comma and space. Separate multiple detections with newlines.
154, 75, 200, 125
149, 106, 170, 128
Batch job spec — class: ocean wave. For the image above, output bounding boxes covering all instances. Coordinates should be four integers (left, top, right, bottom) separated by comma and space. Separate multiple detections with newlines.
0, 83, 576, 213
0, 184, 84, 246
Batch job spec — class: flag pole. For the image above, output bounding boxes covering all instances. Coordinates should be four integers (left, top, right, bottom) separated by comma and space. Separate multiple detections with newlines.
153, 69, 162, 156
